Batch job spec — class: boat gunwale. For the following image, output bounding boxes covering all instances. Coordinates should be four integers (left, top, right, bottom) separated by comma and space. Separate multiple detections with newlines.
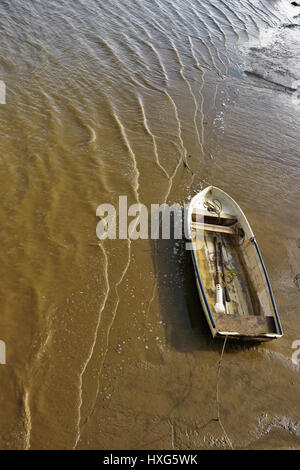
252, 237, 283, 336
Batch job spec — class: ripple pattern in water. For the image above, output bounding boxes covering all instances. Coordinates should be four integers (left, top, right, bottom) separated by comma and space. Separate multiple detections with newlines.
0, 0, 300, 450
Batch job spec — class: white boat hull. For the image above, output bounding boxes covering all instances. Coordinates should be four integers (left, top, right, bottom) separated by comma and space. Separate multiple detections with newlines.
188, 186, 283, 341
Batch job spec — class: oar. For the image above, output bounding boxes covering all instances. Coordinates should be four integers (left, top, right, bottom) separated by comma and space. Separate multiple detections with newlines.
214, 237, 225, 314
218, 241, 231, 303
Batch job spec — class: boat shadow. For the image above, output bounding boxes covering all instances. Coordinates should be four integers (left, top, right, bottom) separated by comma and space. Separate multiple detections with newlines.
150, 224, 258, 353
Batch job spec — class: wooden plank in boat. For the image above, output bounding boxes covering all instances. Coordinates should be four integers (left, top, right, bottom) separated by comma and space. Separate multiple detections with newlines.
214, 312, 277, 335
191, 222, 236, 235
192, 208, 237, 220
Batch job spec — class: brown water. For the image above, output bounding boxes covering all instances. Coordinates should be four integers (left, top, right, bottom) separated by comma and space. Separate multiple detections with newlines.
0, 0, 300, 450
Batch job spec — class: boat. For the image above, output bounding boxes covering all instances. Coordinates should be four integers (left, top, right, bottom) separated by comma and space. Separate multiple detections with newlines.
187, 185, 283, 341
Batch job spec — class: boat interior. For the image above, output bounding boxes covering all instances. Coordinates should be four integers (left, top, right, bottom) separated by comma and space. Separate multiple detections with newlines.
191, 203, 281, 338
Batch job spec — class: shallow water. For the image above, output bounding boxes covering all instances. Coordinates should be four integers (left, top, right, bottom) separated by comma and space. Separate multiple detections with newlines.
0, 0, 300, 449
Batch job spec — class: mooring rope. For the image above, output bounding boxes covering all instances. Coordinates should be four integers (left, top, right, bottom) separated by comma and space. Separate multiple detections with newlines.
203, 198, 222, 216
215, 335, 234, 449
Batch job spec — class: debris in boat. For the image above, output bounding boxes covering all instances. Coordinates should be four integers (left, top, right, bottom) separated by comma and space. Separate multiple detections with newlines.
226, 269, 237, 284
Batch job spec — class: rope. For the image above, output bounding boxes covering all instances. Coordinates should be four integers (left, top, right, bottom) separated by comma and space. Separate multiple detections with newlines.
203, 198, 222, 225
203, 198, 222, 216
215, 336, 234, 449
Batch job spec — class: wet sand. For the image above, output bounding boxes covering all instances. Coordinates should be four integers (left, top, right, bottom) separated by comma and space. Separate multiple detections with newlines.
0, 0, 299, 449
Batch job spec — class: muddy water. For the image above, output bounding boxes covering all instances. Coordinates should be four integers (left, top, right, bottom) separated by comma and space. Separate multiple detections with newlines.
0, 0, 300, 450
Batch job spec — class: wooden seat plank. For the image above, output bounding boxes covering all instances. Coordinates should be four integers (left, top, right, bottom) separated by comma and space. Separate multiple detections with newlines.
192, 208, 237, 220
213, 312, 277, 335
191, 222, 236, 235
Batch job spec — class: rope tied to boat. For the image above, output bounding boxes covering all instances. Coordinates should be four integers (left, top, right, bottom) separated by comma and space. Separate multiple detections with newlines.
216, 336, 234, 449
203, 198, 222, 216
203, 198, 222, 223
